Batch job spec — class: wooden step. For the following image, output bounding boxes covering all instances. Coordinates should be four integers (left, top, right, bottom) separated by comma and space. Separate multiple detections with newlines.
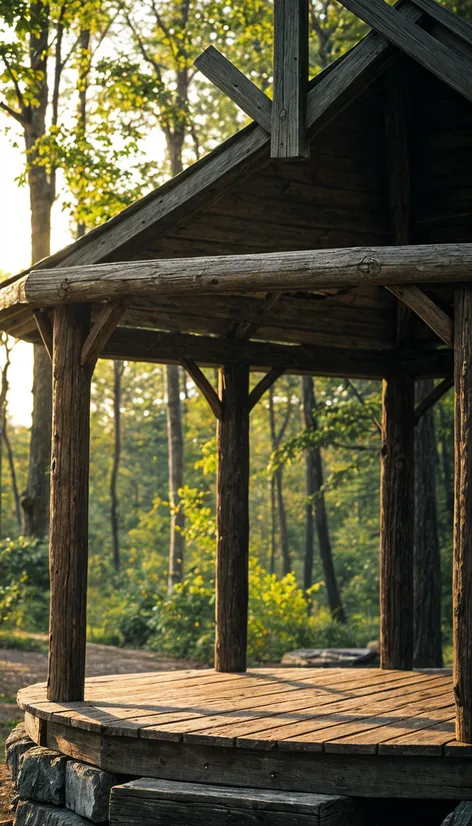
109, 778, 358, 825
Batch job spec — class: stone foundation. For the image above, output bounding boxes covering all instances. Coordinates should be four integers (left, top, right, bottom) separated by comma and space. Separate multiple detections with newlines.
5, 725, 120, 825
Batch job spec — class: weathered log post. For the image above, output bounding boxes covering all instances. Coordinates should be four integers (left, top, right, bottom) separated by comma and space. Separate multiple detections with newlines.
48, 304, 92, 702
215, 363, 250, 672
454, 284, 472, 743
380, 370, 414, 670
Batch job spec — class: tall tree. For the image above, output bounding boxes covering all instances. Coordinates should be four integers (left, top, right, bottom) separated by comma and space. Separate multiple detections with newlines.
110, 361, 125, 571
301, 376, 346, 621
269, 382, 293, 576
166, 365, 184, 591
414, 379, 443, 668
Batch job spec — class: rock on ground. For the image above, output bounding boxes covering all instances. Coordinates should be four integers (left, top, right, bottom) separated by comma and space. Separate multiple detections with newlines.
17, 748, 68, 806
65, 761, 118, 823
15, 801, 93, 826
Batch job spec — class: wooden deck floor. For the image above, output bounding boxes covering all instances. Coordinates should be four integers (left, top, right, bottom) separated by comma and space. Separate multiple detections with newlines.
17, 668, 472, 800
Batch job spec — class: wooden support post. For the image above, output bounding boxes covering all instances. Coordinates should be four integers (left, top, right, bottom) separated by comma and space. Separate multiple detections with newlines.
48, 304, 92, 702
215, 363, 250, 672
380, 371, 415, 671
454, 284, 472, 743
271, 0, 309, 159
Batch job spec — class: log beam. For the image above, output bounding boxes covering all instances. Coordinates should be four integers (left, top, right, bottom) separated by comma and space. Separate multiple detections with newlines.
454, 283, 472, 743
248, 367, 286, 411
182, 358, 222, 419
99, 327, 454, 380
26, 244, 472, 304
81, 299, 128, 368
380, 371, 415, 670
195, 47, 272, 133
414, 377, 453, 423
33, 310, 53, 360
215, 363, 250, 672
271, 0, 309, 159
386, 285, 454, 348
48, 304, 92, 702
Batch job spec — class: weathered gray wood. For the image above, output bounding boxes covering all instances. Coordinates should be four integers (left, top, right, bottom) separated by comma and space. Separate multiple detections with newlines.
182, 358, 222, 419
33, 309, 53, 360
305, 1, 423, 129
338, 0, 472, 105
80, 299, 128, 367
384, 67, 411, 344
15, 801, 92, 826
25, 245, 472, 305
248, 367, 286, 411
216, 364, 250, 672
454, 283, 472, 744
380, 371, 415, 670
42, 719, 472, 799
110, 778, 355, 826
271, 0, 309, 159
195, 46, 272, 132
100, 327, 454, 379
414, 377, 453, 423
65, 761, 118, 823
48, 305, 92, 703
386, 285, 454, 348
17, 747, 69, 806
411, 0, 472, 49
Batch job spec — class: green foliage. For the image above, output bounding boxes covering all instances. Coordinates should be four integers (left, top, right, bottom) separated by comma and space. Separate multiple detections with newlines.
0, 537, 49, 630
0, 629, 47, 653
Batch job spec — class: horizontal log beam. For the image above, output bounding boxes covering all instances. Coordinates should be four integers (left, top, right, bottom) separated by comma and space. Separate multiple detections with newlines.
101, 327, 453, 379
24, 244, 472, 305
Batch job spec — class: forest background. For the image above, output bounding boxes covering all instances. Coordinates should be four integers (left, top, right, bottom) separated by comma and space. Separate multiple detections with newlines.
0, 0, 463, 668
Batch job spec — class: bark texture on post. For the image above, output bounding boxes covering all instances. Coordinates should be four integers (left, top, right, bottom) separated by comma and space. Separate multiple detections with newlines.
414, 378, 443, 668
215, 363, 250, 672
48, 304, 92, 702
454, 284, 472, 743
380, 371, 414, 671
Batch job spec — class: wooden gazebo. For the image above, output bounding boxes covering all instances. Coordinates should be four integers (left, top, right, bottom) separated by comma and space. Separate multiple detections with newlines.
7, 0, 472, 800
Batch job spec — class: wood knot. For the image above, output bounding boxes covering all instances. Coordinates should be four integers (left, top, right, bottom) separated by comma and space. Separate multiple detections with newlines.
357, 256, 382, 277
58, 279, 70, 299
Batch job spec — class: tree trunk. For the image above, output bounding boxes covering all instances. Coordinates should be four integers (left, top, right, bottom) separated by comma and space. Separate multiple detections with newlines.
3, 425, 22, 531
269, 475, 276, 574
414, 379, 443, 668
166, 364, 185, 592
302, 376, 346, 621
275, 465, 290, 575
22, 2, 53, 539
110, 362, 124, 572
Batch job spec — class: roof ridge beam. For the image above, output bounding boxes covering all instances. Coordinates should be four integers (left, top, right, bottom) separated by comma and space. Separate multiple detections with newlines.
337, 0, 472, 105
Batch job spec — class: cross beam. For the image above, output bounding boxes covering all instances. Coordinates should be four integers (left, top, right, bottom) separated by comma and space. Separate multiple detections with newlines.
195, 0, 309, 159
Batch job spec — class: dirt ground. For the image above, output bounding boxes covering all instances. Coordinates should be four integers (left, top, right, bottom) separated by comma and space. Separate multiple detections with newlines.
0, 642, 196, 822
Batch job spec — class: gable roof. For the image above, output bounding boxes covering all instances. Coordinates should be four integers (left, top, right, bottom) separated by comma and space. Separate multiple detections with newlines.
6, 0, 440, 284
